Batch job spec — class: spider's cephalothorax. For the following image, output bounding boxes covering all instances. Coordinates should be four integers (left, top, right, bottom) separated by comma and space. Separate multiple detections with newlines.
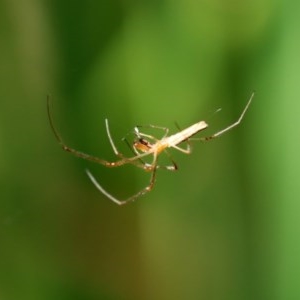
47, 92, 254, 205
133, 138, 153, 153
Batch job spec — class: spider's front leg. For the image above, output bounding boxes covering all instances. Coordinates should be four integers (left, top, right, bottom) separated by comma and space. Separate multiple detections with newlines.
47, 97, 153, 169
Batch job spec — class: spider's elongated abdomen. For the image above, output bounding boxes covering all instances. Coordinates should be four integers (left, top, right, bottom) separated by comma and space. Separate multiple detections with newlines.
166, 121, 208, 147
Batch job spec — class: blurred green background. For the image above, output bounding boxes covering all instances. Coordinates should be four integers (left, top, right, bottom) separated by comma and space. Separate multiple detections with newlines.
1, 0, 300, 299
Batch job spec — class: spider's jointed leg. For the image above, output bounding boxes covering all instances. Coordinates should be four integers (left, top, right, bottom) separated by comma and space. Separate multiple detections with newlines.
86, 155, 159, 205
47, 96, 155, 169
135, 124, 169, 139
193, 92, 254, 142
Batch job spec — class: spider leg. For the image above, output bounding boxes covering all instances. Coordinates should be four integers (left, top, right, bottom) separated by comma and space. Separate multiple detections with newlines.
160, 149, 178, 171
136, 124, 169, 139
193, 91, 254, 142
105, 118, 122, 157
134, 131, 159, 142
47, 96, 154, 168
86, 154, 159, 205
171, 144, 191, 154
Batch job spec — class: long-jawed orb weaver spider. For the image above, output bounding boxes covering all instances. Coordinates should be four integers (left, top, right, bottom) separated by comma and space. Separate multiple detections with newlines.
47, 92, 254, 205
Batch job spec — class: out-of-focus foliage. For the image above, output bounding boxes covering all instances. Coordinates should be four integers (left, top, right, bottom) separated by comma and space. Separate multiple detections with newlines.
1, 0, 300, 299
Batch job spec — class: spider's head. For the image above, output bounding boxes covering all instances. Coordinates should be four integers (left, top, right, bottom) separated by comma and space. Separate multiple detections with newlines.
133, 138, 152, 153
132, 126, 153, 153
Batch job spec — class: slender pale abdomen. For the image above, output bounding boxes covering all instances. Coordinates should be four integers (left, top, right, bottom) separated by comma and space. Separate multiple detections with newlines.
165, 121, 208, 147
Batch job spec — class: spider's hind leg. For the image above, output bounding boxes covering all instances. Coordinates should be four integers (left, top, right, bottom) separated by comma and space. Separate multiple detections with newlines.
86, 155, 159, 205
200, 92, 254, 141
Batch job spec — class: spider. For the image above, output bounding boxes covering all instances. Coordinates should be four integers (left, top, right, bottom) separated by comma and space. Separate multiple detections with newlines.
47, 92, 254, 205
